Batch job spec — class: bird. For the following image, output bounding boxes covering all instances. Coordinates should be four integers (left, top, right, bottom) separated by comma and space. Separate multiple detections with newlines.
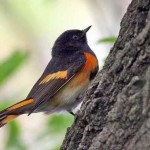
0, 26, 99, 127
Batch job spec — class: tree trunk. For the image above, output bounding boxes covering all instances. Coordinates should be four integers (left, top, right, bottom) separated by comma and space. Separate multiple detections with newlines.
61, 0, 150, 149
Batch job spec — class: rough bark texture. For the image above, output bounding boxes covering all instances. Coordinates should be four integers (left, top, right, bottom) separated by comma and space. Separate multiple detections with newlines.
61, 0, 150, 150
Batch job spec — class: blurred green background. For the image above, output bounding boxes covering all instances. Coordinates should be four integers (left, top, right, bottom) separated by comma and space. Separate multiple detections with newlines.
0, 0, 131, 150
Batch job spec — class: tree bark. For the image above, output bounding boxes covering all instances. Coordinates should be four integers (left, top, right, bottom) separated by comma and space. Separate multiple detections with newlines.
61, 0, 150, 149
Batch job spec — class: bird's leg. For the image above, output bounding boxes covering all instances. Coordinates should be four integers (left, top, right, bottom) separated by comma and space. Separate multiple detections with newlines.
68, 111, 75, 116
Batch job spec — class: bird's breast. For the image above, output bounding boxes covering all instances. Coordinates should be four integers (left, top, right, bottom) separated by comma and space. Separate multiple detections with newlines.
50, 52, 98, 108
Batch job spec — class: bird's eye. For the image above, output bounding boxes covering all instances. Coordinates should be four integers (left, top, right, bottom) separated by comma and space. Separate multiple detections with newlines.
72, 35, 79, 40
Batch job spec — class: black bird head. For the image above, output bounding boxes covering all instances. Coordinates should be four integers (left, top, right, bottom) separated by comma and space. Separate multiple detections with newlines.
52, 26, 92, 56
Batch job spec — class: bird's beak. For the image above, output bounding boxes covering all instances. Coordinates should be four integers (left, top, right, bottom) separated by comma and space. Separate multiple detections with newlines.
82, 26, 92, 35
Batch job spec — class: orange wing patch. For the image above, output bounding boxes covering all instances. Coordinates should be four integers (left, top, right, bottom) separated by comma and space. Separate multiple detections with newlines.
39, 71, 67, 84
8, 99, 33, 111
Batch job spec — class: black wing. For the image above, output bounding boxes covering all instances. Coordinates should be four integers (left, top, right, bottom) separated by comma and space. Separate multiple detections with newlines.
27, 53, 86, 114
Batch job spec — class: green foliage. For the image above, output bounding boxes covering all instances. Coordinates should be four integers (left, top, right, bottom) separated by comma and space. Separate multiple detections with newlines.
0, 50, 28, 150
6, 121, 26, 150
0, 100, 11, 110
47, 114, 73, 134
41, 114, 74, 150
97, 37, 117, 44
0, 51, 28, 86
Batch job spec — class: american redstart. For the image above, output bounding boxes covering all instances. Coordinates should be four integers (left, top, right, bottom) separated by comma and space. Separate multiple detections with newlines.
0, 26, 99, 127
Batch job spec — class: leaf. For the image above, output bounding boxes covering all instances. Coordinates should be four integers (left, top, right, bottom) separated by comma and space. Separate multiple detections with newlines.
97, 37, 117, 44
0, 101, 26, 150
6, 121, 26, 150
0, 100, 11, 110
47, 114, 73, 133
0, 51, 28, 149
0, 51, 28, 86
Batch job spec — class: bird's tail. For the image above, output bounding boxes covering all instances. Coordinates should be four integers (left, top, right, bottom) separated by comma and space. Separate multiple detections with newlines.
0, 98, 34, 127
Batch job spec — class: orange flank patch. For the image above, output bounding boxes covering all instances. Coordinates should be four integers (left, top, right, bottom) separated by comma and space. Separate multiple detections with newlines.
2, 115, 17, 124
40, 70, 68, 84
84, 52, 98, 72
68, 52, 98, 89
8, 99, 33, 111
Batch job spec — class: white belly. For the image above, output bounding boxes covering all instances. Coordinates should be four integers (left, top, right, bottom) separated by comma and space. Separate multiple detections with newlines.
45, 77, 89, 114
